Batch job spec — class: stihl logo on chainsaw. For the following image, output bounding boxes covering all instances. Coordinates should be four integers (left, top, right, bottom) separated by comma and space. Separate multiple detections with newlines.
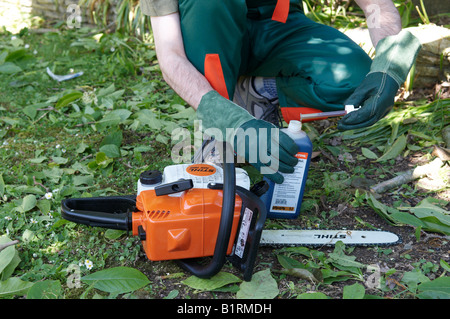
186, 164, 216, 176
314, 234, 347, 239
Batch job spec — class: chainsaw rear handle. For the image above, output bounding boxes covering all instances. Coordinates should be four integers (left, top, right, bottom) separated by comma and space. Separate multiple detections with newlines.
61, 195, 135, 231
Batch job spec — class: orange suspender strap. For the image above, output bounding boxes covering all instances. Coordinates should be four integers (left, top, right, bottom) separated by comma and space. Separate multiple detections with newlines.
272, 0, 290, 23
204, 54, 230, 100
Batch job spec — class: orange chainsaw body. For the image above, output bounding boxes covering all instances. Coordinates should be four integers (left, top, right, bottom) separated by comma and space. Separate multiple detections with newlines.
131, 188, 242, 261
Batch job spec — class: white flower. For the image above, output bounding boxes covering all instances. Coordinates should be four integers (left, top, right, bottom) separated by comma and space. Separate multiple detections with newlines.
62, 149, 66, 153
24, 44, 29, 49
33, 253, 38, 258
84, 259, 93, 270
44, 192, 53, 200
33, 49, 37, 55
4, 216, 12, 221
30, 218, 37, 224
110, 47, 115, 52
55, 144, 61, 149
82, 91, 98, 105
11, 36, 17, 40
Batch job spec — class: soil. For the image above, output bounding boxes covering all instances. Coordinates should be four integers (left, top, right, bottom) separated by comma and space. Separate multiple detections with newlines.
131, 84, 449, 300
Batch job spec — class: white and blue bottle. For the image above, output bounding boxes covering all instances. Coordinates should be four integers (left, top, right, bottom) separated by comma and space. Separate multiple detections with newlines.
261, 120, 312, 219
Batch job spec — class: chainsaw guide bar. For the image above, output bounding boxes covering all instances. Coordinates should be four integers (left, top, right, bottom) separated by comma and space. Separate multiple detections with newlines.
260, 229, 402, 247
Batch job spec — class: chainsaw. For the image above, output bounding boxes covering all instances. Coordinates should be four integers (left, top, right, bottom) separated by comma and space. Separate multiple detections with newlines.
61, 158, 401, 281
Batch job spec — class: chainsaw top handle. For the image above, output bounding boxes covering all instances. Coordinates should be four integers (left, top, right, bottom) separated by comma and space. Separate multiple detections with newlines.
175, 158, 236, 279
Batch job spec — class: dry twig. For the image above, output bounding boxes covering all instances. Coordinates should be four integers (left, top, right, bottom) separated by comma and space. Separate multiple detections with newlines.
0, 240, 19, 252
370, 157, 446, 194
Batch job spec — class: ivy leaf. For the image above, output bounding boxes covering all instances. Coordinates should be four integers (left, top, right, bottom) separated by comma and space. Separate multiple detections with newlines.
236, 269, 279, 299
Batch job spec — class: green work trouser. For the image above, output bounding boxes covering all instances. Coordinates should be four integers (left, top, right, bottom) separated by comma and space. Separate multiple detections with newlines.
178, 0, 372, 113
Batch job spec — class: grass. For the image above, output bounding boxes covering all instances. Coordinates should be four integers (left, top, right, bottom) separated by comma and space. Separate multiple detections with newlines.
0, 11, 449, 300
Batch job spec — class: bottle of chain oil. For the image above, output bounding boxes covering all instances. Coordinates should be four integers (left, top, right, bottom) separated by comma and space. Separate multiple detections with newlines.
261, 120, 312, 219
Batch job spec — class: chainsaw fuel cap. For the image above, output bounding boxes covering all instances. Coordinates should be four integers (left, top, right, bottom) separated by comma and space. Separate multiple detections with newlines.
139, 170, 162, 185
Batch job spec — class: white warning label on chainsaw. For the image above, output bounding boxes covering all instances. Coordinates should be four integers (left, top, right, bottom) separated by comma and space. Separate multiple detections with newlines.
270, 152, 309, 214
234, 207, 253, 258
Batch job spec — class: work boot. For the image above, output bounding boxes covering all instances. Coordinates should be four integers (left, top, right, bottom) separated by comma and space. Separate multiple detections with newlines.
233, 76, 283, 127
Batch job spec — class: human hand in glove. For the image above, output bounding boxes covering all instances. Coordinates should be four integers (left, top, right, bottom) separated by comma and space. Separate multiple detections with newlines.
197, 90, 299, 184
338, 30, 421, 131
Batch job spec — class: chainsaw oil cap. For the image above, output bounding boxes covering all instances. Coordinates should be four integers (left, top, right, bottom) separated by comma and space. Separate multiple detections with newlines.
139, 170, 163, 185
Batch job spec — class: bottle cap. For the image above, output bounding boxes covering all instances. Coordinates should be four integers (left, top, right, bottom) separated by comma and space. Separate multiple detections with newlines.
288, 120, 302, 132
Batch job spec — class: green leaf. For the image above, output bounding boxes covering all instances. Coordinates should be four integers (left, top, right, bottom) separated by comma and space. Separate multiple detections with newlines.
0, 236, 17, 276
16, 194, 37, 213
55, 91, 83, 109
417, 276, 450, 299
182, 272, 241, 291
28, 156, 48, 163
361, 147, 378, 159
0, 277, 33, 297
100, 130, 123, 147
375, 134, 407, 162
343, 283, 366, 299
0, 174, 5, 197
277, 254, 304, 269
37, 200, 51, 214
95, 152, 113, 168
136, 109, 163, 130
0, 62, 22, 74
51, 156, 69, 165
27, 280, 62, 299
104, 229, 125, 240
236, 269, 279, 299
401, 270, 430, 290
327, 242, 364, 270
0, 250, 20, 281
96, 112, 121, 130
99, 144, 121, 158
440, 259, 450, 273
81, 266, 150, 294
297, 292, 329, 299
72, 175, 94, 186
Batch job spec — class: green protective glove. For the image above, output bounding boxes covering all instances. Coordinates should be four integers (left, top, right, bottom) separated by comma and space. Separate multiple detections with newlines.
197, 90, 299, 183
338, 30, 422, 131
